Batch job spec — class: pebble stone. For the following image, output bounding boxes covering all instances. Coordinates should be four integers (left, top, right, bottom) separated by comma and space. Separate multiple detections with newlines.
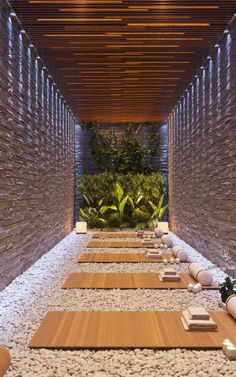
0, 231, 235, 377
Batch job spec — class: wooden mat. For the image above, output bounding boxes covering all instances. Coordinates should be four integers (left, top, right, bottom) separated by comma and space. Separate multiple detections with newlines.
87, 240, 158, 248
62, 272, 218, 290
29, 311, 236, 349
92, 232, 154, 238
78, 252, 174, 263
92, 232, 137, 238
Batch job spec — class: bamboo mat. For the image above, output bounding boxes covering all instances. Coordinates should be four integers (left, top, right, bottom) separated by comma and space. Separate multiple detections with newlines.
62, 272, 218, 290
87, 240, 160, 248
78, 252, 174, 263
29, 311, 236, 349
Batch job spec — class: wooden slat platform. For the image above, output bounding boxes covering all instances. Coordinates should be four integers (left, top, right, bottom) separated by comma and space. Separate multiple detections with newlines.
62, 273, 218, 290
29, 311, 236, 349
87, 240, 160, 248
92, 232, 138, 238
92, 232, 154, 238
78, 252, 175, 263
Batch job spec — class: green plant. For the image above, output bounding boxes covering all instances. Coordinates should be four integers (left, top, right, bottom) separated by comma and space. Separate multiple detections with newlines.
81, 123, 156, 174
79, 207, 107, 229
219, 277, 236, 303
99, 183, 130, 229
147, 193, 168, 224
79, 195, 107, 229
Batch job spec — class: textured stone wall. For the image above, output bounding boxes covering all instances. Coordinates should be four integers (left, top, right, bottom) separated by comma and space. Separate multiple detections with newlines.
168, 19, 236, 266
0, 0, 75, 290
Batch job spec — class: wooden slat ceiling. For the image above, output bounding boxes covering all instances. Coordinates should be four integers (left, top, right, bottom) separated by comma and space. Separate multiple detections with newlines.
10, 0, 236, 123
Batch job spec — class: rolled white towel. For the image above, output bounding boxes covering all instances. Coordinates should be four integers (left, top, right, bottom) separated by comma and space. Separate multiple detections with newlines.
226, 294, 236, 320
154, 227, 163, 238
188, 262, 213, 285
161, 235, 173, 248
172, 245, 188, 262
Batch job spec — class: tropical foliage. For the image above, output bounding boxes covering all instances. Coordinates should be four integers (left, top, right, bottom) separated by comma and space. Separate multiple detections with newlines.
79, 178, 168, 229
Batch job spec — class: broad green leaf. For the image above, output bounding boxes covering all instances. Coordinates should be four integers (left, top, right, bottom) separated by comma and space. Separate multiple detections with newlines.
148, 200, 157, 212
136, 194, 144, 205
158, 193, 164, 211
115, 182, 123, 202
98, 198, 104, 207
119, 195, 129, 216
83, 194, 91, 206
100, 205, 117, 214
128, 196, 134, 208
159, 204, 168, 221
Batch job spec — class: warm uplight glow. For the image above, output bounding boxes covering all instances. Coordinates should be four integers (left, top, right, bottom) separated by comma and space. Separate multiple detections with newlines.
128, 5, 219, 9
128, 23, 210, 27
37, 18, 123, 22
106, 45, 180, 48
126, 38, 202, 41
30, 0, 122, 3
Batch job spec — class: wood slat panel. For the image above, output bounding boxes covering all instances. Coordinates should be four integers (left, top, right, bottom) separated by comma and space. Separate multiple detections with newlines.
29, 311, 236, 349
9, 0, 236, 122
62, 272, 218, 289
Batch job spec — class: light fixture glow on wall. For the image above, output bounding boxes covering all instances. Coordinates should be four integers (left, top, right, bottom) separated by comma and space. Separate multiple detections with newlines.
214, 43, 220, 48
20, 30, 26, 34
10, 12, 16, 17
200, 66, 204, 70
36, 56, 41, 60
29, 44, 34, 48
224, 29, 229, 34
207, 56, 211, 60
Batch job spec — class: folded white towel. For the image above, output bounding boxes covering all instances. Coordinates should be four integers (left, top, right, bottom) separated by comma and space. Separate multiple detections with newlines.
163, 268, 177, 275
146, 252, 162, 259
187, 306, 209, 320
182, 310, 217, 330
159, 272, 181, 281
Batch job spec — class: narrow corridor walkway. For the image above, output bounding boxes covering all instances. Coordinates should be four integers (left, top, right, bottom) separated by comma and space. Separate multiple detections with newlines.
0, 232, 235, 377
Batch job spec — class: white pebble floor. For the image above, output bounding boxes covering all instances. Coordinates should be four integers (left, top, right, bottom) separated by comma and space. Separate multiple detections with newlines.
0, 231, 235, 377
